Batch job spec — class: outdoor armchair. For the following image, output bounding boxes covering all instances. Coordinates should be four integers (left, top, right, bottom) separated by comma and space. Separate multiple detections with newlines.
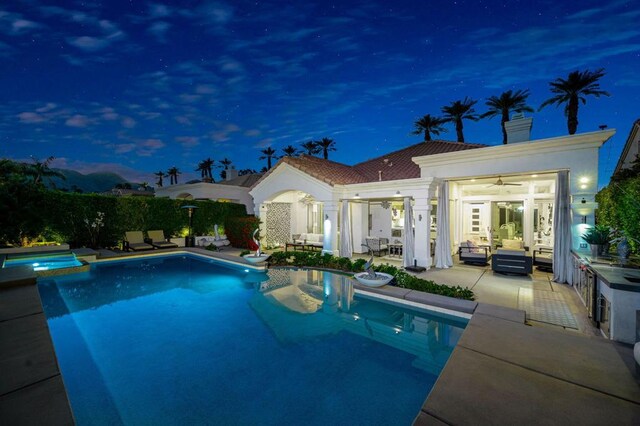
458, 241, 491, 265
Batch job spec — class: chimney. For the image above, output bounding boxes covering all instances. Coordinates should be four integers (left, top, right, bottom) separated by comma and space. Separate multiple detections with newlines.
225, 167, 239, 181
504, 113, 533, 143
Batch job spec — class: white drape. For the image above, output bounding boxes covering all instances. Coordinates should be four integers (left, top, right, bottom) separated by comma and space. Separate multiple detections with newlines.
402, 197, 415, 268
553, 170, 573, 284
339, 200, 352, 258
435, 181, 453, 268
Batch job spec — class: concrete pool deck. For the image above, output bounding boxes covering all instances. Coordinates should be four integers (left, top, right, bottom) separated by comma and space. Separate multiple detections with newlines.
1, 249, 639, 424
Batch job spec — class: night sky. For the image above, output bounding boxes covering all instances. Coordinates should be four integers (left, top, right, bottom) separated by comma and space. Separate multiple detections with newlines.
1, 0, 638, 187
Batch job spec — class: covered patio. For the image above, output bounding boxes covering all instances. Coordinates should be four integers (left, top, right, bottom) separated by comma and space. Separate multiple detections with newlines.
250, 129, 615, 286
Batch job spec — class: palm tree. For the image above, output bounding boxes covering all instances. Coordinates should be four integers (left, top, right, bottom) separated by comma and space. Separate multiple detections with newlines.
195, 161, 206, 178
316, 137, 336, 159
202, 157, 215, 180
481, 90, 534, 144
411, 114, 447, 141
259, 147, 278, 169
219, 157, 232, 170
442, 98, 479, 143
154, 171, 166, 187
539, 69, 610, 135
282, 145, 298, 157
218, 157, 233, 179
25, 156, 64, 186
167, 166, 181, 185
300, 140, 320, 156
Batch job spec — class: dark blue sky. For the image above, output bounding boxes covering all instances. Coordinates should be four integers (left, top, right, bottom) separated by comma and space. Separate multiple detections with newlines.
1, 0, 638, 186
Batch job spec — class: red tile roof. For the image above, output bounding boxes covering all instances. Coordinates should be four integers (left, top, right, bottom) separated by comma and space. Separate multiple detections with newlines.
251, 140, 487, 189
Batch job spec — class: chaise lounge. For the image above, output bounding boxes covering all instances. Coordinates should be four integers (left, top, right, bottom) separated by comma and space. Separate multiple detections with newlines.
147, 230, 179, 249
124, 231, 154, 252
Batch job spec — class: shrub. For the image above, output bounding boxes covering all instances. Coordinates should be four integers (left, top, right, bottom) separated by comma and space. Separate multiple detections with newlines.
267, 251, 475, 300
225, 216, 260, 249
596, 175, 640, 253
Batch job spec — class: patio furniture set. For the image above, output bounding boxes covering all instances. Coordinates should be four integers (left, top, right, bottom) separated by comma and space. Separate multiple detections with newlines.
458, 239, 553, 275
285, 233, 324, 252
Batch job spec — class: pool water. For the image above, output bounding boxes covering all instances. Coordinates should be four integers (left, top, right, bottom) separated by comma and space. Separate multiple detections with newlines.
3, 251, 83, 271
38, 255, 467, 425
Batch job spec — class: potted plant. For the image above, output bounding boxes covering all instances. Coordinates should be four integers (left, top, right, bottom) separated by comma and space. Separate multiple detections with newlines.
581, 225, 611, 258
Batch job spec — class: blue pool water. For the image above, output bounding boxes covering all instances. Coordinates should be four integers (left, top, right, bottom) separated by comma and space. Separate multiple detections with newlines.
38, 255, 467, 425
4, 251, 83, 271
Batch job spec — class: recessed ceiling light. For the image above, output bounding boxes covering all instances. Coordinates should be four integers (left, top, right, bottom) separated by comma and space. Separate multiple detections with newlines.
470, 178, 476, 182
531, 174, 538, 178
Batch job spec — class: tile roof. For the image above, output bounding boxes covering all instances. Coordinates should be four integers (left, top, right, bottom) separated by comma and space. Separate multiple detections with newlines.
251, 140, 487, 189
353, 140, 486, 182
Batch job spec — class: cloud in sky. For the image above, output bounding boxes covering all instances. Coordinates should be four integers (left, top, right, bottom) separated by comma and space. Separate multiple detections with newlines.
0, 10, 41, 36
65, 114, 91, 127
148, 21, 170, 42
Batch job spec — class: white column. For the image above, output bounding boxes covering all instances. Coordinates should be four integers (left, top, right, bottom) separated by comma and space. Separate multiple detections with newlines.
322, 201, 339, 255
414, 197, 432, 269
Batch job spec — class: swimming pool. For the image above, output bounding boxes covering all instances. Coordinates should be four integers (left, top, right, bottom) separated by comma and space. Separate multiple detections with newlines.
3, 251, 83, 271
38, 254, 467, 425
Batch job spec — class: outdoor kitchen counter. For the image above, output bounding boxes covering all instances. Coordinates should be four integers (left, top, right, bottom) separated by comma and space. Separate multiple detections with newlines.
588, 263, 640, 292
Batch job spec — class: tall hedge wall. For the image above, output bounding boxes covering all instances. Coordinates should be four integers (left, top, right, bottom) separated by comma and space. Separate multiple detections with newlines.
596, 175, 640, 253
5, 190, 248, 248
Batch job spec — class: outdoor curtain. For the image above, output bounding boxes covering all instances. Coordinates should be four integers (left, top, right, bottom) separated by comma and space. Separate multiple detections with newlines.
339, 200, 353, 258
402, 197, 415, 268
553, 170, 573, 284
435, 181, 453, 268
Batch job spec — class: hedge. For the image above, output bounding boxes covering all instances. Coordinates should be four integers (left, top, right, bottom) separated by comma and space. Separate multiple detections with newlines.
596, 175, 640, 253
267, 251, 475, 300
2, 189, 248, 248
225, 216, 261, 249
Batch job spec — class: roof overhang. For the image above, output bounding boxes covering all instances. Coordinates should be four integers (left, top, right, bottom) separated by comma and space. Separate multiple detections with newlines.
412, 130, 615, 170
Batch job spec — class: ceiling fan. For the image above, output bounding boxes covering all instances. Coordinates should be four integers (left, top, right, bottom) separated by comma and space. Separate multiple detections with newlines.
487, 176, 521, 187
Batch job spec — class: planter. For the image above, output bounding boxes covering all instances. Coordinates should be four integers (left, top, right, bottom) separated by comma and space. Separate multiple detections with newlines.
243, 254, 270, 264
354, 272, 393, 287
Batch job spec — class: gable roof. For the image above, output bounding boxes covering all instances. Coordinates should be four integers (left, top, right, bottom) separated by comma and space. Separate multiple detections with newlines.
251, 140, 487, 189
614, 119, 640, 174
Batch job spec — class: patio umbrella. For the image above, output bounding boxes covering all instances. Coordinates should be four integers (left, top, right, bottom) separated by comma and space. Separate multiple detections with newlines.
553, 170, 573, 284
339, 200, 353, 258
402, 197, 415, 268
435, 181, 453, 268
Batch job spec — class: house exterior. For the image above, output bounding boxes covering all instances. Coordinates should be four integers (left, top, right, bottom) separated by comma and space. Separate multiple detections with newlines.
613, 118, 640, 174
250, 117, 615, 277
155, 170, 261, 214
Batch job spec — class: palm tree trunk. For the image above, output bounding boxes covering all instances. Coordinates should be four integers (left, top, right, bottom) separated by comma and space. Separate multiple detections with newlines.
323, 149, 328, 160
456, 119, 464, 143
424, 130, 431, 141
567, 95, 579, 135
267, 157, 272, 169
501, 111, 509, 144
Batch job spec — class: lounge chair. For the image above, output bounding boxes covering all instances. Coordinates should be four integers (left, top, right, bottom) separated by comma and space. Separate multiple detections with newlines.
533, 245, 553, 272
147, 230, 179, 249
124, 231, 154, 252
458, 241, 491, 265
365, 237, 388, 256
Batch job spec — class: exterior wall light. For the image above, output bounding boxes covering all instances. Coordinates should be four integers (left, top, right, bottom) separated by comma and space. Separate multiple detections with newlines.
579, 177, 589, 184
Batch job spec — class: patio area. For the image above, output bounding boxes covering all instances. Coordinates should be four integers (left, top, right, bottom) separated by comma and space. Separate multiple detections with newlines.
350, 252, 601, 337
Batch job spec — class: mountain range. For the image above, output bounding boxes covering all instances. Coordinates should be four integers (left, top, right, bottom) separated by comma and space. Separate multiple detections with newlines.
49, 169, 131, 193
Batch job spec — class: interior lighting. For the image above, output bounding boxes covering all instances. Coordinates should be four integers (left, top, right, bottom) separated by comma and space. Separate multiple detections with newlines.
470, 178, 476, 182
580, 184, 587, 190
531, 174, 538, 178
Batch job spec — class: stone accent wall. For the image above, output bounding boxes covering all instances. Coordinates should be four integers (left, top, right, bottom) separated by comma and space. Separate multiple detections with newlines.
266, 202, 291, 247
